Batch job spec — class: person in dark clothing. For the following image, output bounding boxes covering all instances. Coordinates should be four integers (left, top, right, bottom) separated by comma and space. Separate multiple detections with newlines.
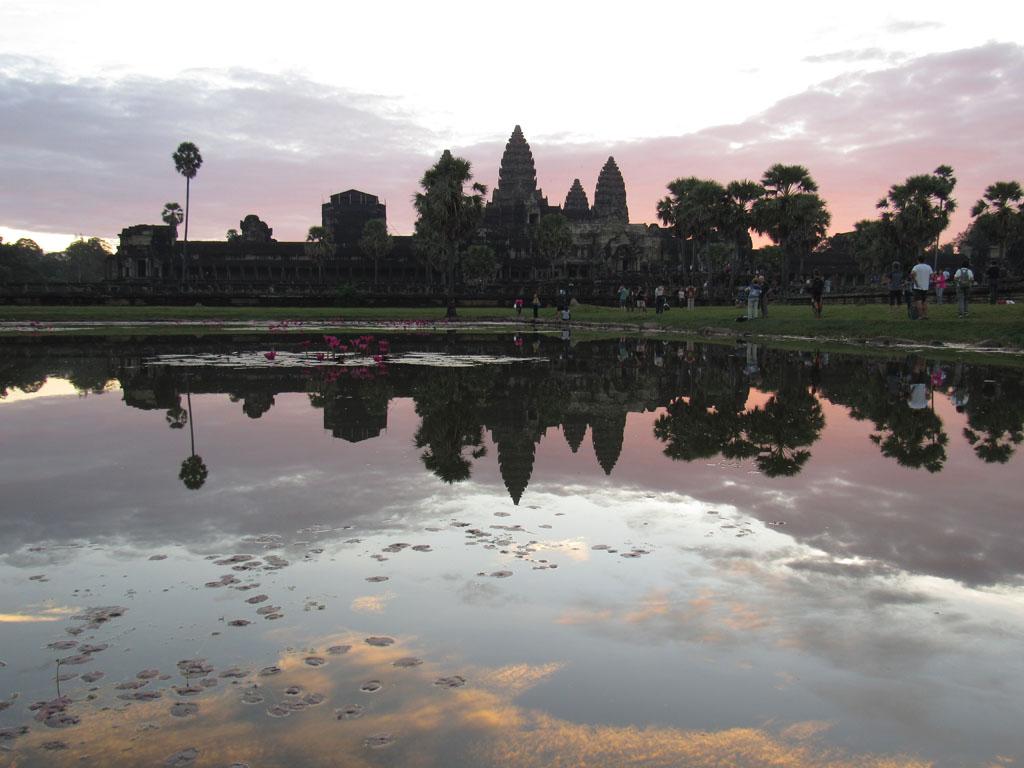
808, 270, 825, 319
887, 261, 903, 314
531, 292, 541, 320
987, 263, 1000, 304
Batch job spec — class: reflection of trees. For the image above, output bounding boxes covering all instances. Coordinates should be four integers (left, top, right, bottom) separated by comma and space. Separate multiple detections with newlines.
745, 390, 824, 476
654, 349, 823, 477
412, 369, 491, 483
179, 379, 208, 490
962, 374, 1024, 463
165, 404, 188, 429
870, 406, 948, 472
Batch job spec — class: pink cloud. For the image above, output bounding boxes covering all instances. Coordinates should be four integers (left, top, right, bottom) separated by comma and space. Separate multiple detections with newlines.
1, 43, 1021, 245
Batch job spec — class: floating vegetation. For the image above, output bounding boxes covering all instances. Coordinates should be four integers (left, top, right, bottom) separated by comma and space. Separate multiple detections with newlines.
170, 702, 198, 717
41, 739, 68, 750
326, 645, 351, 656
164, 747, 200, 767
411, 545, 433, 552
365, 576, 389, 583
364, 636, 394, 647
227, 619, 251, 627
205, 575, 240, 588
71, 606, 126, 629
303, 656, 326, 667
149, 554, 168, 561
303, 692, 325, 706
364, 733, 395, 749
266, 704, 291, 718
335, 704, 364, 720
80, 671, 104, 683
240, 688, 264, 705
245, 594, 269, 604
392, 657, 423, 668
258, 666, 282, 677
47, 640, 77, 651
359, 680, 382, 693
489, 571, 513, 579
433, 676, 466, 689
118, 691, 162, 702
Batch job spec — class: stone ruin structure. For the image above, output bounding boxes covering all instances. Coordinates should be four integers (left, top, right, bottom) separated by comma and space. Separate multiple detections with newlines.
108, 125, 679, 295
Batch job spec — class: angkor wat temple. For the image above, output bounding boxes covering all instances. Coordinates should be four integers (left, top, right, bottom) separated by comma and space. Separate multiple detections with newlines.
109, 126, 680, 297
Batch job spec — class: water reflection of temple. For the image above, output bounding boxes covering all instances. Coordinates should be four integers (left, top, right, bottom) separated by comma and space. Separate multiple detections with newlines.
4, 335, 1022, 504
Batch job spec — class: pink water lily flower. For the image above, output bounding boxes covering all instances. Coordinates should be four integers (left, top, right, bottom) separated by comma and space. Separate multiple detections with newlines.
264, 351, 277, 361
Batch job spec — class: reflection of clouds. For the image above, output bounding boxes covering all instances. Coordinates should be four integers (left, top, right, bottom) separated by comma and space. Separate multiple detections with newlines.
0, 604, 75, 623
10, 631, 933, 768
350, 592, 395, 614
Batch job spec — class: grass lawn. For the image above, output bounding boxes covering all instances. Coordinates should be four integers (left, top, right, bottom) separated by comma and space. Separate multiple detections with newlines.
1, 301, 1022, 349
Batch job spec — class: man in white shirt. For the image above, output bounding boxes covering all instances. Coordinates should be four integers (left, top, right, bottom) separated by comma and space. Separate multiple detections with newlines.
909, 255, 933, 319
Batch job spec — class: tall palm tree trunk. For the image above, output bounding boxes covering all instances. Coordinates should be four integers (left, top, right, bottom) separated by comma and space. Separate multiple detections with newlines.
182, 177, 191, 284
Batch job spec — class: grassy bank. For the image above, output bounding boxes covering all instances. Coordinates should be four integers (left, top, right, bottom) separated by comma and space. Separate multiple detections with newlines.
1, 302, 1022, 349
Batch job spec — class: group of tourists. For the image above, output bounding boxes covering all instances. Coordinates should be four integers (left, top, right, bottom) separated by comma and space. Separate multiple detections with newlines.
615, 284, 701, 313
886, 256, 995, 319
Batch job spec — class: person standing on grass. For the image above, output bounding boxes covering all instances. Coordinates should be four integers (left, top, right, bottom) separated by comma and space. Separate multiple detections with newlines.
987, 262, 1000, 304
887, 261, 904, 314
654, 283, 665, 314
617, 284, 629, 310
953, 260, 974, 318
677, 285, 686, 308
746, 278, 762, 320
934, 270, 947, 304
686, 284, 697, 311
757, 275, 769, 319
910, 255, 933, 320
531, 291, 541, 320
809, 270, 825, 319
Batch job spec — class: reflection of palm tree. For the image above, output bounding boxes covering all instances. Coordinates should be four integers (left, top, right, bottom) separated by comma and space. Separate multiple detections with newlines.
745, 391, 824, 477
963, 376, 1024, 463
179, 454, 208, 490
412, 369, 489, 483
179, 378, 208, 490
869, 407, 948, 473
165, 405, 188, 429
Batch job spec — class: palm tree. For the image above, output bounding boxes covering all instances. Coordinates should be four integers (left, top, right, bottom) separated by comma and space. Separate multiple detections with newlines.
172, 142, 203, 282
413, 150, 488, 294
161, 202, 183, 239
358, 219, 393, 289
723, 180, 764, 285
971, 181, 1023, 267
657, 177, 728, 283
752, 164, 830, 290
877, 169, 957, 265
932, 165, 957, 268
305, 225, 333, 284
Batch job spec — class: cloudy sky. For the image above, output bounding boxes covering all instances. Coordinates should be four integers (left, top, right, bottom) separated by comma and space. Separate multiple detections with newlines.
1, 0, 1022, 251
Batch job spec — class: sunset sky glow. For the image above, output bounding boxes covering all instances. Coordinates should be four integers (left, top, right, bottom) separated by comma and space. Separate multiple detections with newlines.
1, 0, 1023, 251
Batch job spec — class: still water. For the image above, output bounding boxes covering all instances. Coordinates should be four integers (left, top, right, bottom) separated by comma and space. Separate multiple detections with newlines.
1, 332, 1022, 767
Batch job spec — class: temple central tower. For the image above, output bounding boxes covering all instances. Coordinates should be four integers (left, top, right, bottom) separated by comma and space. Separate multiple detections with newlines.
592, 156, 629, 224
488, 125, 549, 228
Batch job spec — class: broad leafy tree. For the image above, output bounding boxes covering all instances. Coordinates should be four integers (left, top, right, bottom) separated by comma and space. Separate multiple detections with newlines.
462, 244, 498, 287
64, 237, 112, 283
172, 141, 203, 282
534, 213, 573, 276
413, 150, 488, 294
722, 180, 764, 284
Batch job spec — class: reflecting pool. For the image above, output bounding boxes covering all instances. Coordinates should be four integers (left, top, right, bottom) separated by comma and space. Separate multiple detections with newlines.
1, 332, 1023, 767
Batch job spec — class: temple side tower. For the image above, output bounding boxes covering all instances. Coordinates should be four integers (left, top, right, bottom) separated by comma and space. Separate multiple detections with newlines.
563, 179, 591, 222
592, 157, 629, 224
